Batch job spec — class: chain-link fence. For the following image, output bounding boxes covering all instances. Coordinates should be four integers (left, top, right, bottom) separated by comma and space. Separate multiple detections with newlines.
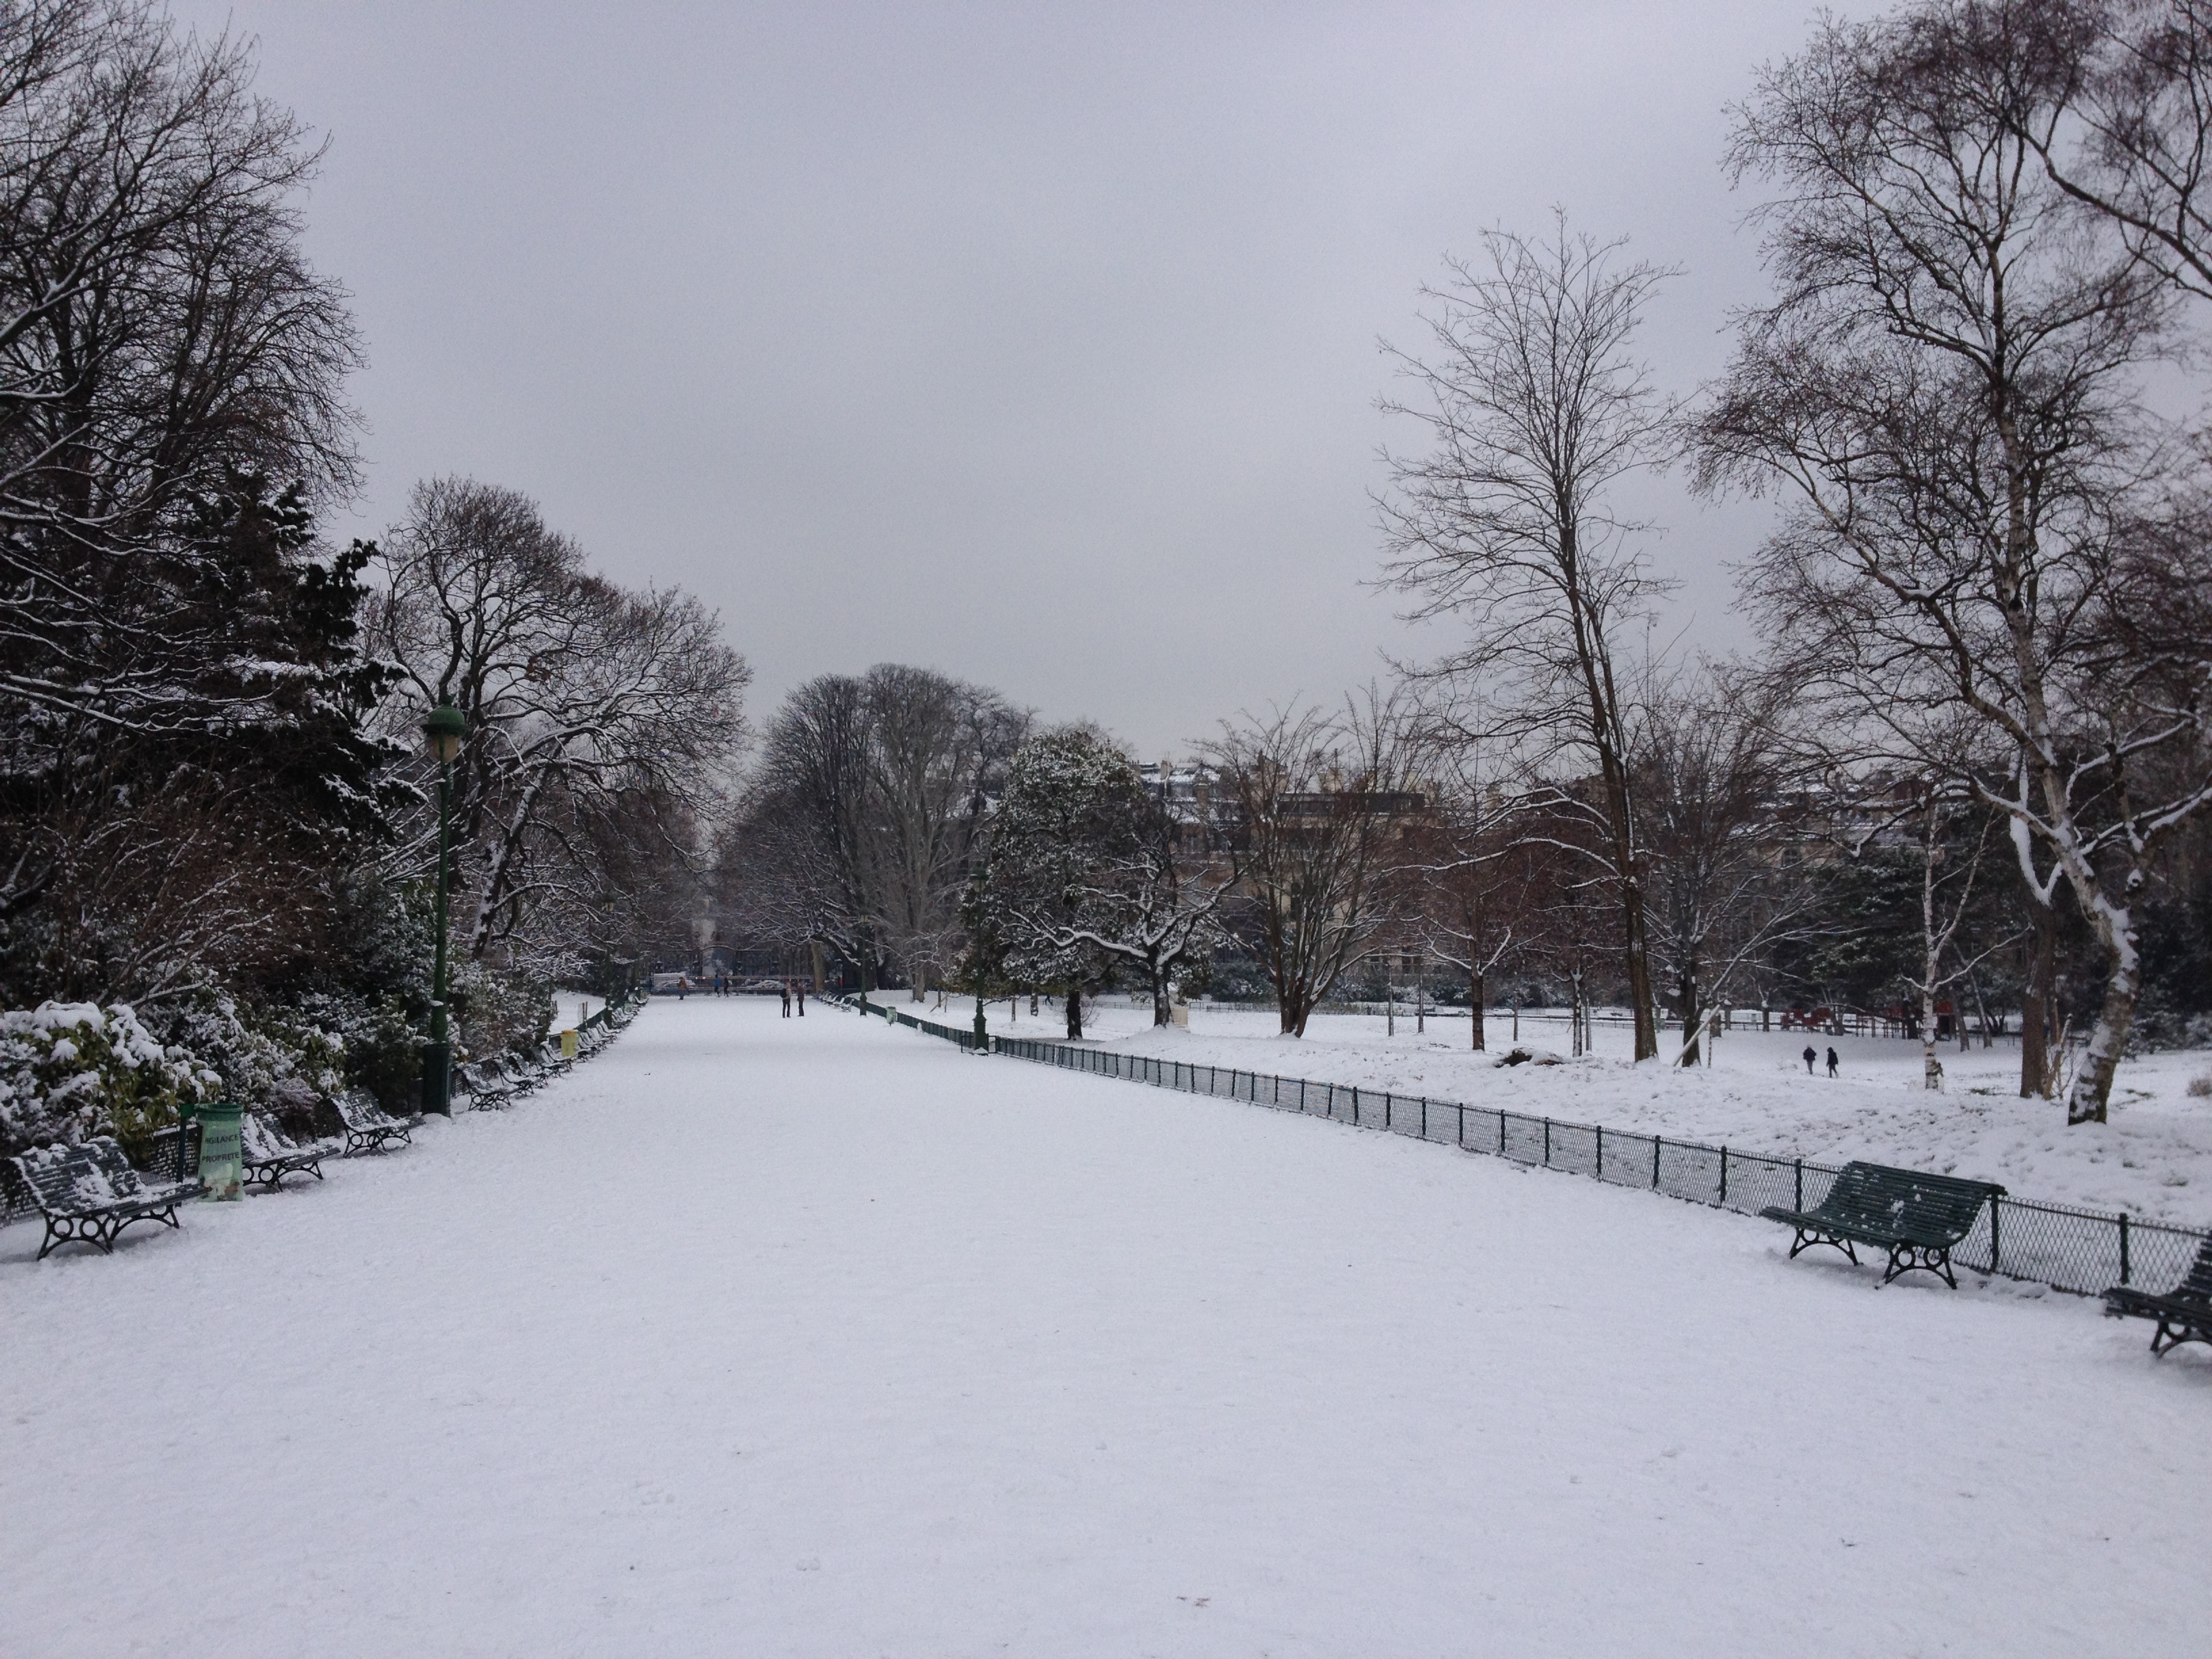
841, 995, 2209, 1300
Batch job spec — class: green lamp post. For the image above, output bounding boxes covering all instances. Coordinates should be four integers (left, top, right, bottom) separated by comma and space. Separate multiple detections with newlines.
422, 701, 466, 1115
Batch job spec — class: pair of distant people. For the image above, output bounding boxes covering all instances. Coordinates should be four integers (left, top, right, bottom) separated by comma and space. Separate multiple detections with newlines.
779, 980, 806, 1017
1803, 1044, 1839, 1078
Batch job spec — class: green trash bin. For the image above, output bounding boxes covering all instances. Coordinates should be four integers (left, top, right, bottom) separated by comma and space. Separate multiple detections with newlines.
192, 1099, 245, 1200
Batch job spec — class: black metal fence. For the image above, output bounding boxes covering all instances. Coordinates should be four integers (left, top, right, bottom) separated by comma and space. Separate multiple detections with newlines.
841, 996, 2210, 1300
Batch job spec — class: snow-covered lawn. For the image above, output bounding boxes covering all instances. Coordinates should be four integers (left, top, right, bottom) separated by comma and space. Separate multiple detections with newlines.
2, 996, 2205, 1657
924, 993, 2212, 1227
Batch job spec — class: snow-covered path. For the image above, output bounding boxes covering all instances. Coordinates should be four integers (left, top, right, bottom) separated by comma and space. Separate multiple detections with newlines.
1, 998, 2205, 1657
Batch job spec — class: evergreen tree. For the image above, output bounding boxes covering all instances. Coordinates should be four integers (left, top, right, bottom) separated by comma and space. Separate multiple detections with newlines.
963, 729, 1156, 1040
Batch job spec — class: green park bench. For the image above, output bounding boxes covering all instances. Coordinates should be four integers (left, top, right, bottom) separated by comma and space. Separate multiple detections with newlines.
2104, 1234, 2212, 1357
1760, 1161, 2005, 1288
241, 1107, 340, 1190
334, 1087, 418, 1154
6, 1136, 199, 1259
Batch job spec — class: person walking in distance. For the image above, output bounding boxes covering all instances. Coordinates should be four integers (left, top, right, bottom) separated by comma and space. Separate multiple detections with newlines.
1825, 1046, 1839, 1079
795, 982, 806, 1017
1802, 1043, 1816, 1075
780, 979, 792, 1018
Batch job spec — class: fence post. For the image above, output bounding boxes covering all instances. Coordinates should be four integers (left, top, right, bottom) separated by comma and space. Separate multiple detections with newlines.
1595, 1124, 1603, 1180
1652, 1135, 1661, 1190
1719, 1146, 1729, 1206
1989, 1195, 2001, 1273
1352, 1086, 1361, 1127
1498, 1111, 1506, 1154
2118, 1212, 2131, 1286
1421, 1098, 1427, 1140
1385, 1092, 1393, 1131
1456, 1104, 1465, 1147
1794, 1158, 1803, 1213
1274, 1075, 1280, 1106
1543, 1118, 1551, 1166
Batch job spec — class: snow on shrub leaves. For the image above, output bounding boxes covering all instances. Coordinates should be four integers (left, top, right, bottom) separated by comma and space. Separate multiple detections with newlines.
0, 1003, 218, 1158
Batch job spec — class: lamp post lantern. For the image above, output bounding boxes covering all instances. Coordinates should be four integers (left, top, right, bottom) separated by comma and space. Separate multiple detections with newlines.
422, 702, 466, 1115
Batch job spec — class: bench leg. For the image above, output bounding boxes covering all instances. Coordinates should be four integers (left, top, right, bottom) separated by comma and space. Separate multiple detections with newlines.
1881, 1244, 1958, 1289
2150, 1317, 2209, 1356
104, 1205, 179, 1250
36, 1212, 121, 1259
1788, 1229, 1858, 1267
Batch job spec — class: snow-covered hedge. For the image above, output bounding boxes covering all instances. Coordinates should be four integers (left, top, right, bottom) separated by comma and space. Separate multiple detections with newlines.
450, 961, 554, 1063
163, 998, 348, 1115
0, 1003, 218, 1158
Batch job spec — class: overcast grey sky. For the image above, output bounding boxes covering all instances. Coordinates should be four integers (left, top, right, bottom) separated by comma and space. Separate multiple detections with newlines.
177, 1, 1819, 757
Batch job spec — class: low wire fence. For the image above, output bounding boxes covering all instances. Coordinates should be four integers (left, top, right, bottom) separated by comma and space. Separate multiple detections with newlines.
838, 995, 2210, 1300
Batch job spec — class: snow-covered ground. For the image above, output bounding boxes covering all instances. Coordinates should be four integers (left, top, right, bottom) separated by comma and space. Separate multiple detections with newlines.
909, 993, 2212, 1227
2, 996, 2205, 1656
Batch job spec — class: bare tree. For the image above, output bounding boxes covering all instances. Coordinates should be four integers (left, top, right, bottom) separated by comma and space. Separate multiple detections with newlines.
1696, 1, 2211, 1121
1399, 718, 1540, 1049
739, 665, 1025, 996
860, 665, 1027, 998
0, 2, 361, 743
2022, 0, 2212, 302
1898, 787, 2011, 1090
1207, 692, 1419, 1037
0, 4, 385, 1005
1379, 215, 1678, 1061
1636, 670, 1819, 1065
368, 478, 749, 981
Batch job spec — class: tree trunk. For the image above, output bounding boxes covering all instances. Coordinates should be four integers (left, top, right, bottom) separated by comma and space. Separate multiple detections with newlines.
1677, 967, 1702, 1067
1595, 763, 1659, 1061
2068, 900, 2142, 1124
2020, 899, 2055, 1099
1151, 967, 1170, 1027
1921, 981, 1943, 1090
1471, 966, 1486, 1051
1917, 835, 1942, 1088
1968, 968, 1994, 1049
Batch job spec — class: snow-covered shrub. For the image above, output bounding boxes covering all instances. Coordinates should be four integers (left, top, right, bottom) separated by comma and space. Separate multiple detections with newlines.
159, 997, 345, 1113
0, 1003, 217, 1158
1492, 1045, 1565, 1068
2189, 1075, 2212, 1100
2123, 996, 2212, 1054
451, 960, 553, 1062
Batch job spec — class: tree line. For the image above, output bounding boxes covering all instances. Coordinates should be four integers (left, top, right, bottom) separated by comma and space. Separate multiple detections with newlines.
724, 0, 2212, 1127
0, 3, 746, 1154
